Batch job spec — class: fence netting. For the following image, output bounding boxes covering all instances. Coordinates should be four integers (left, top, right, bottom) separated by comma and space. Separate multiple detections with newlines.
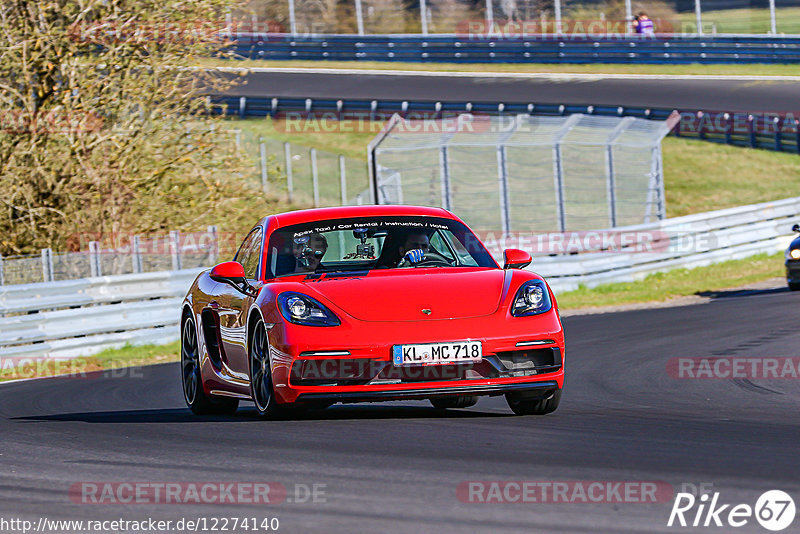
371, 113, 671, 234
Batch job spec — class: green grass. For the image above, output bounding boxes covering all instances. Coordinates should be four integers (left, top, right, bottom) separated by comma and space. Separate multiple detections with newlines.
204, 58, 800, 77
556, 252, 784, 309
678, 6, 800, 35
662, 137, 800, 217
0, 341, 179, 381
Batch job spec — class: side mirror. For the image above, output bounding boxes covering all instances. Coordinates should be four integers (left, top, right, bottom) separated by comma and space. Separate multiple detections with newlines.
503, 249, 532, 270
210, 261, 246, 286
793, 224, 800, 233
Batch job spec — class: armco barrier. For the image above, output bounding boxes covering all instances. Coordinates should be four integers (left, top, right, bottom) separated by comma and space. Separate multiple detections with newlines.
0, 269, 202, 359
214, 95, 800, 155
1, 197, 798, 360
230, 33, 800, 64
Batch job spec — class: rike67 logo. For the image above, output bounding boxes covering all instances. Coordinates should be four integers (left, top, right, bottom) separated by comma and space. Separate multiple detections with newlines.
668, 490, 795, 531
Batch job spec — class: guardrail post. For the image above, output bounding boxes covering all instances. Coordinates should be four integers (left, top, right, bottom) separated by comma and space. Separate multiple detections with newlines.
554, 0, 563, 34
260, 138, 269, 193
170, 231, 182, 271
311, 148, 320, 207
605, 146, 618, 228
694, 0, 703, 35
239, 96, 247, 119
339, 155, 347, 205
656, 145, 666, 220
438, 145, 452, 211
41, 248, 54, 282
0, 253, 4, 286
723, 113, 732, 145
288, 0, 297, 36
748, 115, 756, 148
795, 120, 800, 155
284, 142, 294, 203
624, 0, 633, 35
774, 116, 782, 151
354, 0, 365, 35
89, 241, 101, 278
496, 145, 511, 237
769, 0, 777, 34
132, 235, 143, 273
485, 0, 493, 27
420, 0, 428, 34
207, 226, 218, 266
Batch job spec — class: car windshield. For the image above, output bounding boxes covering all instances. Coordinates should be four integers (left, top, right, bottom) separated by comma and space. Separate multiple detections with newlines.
266, 216, 497, 278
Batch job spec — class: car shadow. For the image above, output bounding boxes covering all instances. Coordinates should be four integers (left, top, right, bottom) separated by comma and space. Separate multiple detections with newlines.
11, 405, 510, 423
695, 286, 789, 300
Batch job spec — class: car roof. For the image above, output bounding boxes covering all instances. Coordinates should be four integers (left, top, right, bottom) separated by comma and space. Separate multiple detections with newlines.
269, 205, 456, 229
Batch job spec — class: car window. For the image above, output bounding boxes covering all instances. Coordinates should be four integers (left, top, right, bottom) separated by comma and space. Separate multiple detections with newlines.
235, 228, 263, 280
266, 216, 497, 277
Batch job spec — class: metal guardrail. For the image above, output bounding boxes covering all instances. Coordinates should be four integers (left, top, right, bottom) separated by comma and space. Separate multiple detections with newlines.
0, 269, 202, 359
529, 196, 800, 291
215, 96, 800, 155
2, 196, 797, 360
230, 33, 800, 63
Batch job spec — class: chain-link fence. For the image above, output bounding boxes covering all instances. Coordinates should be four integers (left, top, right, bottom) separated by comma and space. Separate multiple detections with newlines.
370, 113, 674, 234
0, 231, 219, 286
235, 0, 800, 36
230, 126, 372, 207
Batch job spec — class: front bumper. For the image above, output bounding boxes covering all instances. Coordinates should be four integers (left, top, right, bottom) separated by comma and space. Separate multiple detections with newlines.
267, 310, 565, 404
296, 380, 560, 404
786, 260, 800, 284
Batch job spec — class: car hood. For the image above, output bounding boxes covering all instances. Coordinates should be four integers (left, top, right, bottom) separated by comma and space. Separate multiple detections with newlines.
301, 268, 507, 322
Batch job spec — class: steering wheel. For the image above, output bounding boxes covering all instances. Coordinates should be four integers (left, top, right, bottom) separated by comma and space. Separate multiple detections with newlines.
398, 251, 453, 268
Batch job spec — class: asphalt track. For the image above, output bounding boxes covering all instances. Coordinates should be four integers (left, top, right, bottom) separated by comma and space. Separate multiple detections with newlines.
226, 68, 800, 113
2, 285, 799, 533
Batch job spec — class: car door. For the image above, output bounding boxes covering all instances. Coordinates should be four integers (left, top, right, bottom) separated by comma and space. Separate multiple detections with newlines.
215, 227, 263, 379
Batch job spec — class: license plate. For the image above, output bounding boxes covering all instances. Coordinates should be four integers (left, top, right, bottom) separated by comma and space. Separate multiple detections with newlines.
392, 341, 482, 366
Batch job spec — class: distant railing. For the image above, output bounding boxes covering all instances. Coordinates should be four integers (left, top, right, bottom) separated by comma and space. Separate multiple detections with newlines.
228, 33, 800, 64
215, 95, 800, 155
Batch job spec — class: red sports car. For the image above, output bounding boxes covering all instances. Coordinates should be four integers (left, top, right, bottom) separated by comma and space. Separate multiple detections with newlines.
180, 205, 565, 418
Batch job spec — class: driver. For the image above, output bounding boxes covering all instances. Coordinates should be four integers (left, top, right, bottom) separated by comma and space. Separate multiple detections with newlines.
293, 233, 328, 273
397, 231, 430, 267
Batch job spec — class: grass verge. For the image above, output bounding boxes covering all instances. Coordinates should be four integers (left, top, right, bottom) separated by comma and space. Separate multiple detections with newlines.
555, 252, 784, 309
203, 58, 800, 77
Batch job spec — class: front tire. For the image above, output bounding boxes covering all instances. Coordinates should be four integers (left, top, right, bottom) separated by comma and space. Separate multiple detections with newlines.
249, 321, 287, 419
430, 396, 478, 409
181, 316, 238, 415
505, 388, 561, 416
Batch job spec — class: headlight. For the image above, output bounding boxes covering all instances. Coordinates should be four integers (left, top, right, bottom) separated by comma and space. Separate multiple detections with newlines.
278, 292, 340, 326
511, 280, 552, 317
790, 249, 800, 260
